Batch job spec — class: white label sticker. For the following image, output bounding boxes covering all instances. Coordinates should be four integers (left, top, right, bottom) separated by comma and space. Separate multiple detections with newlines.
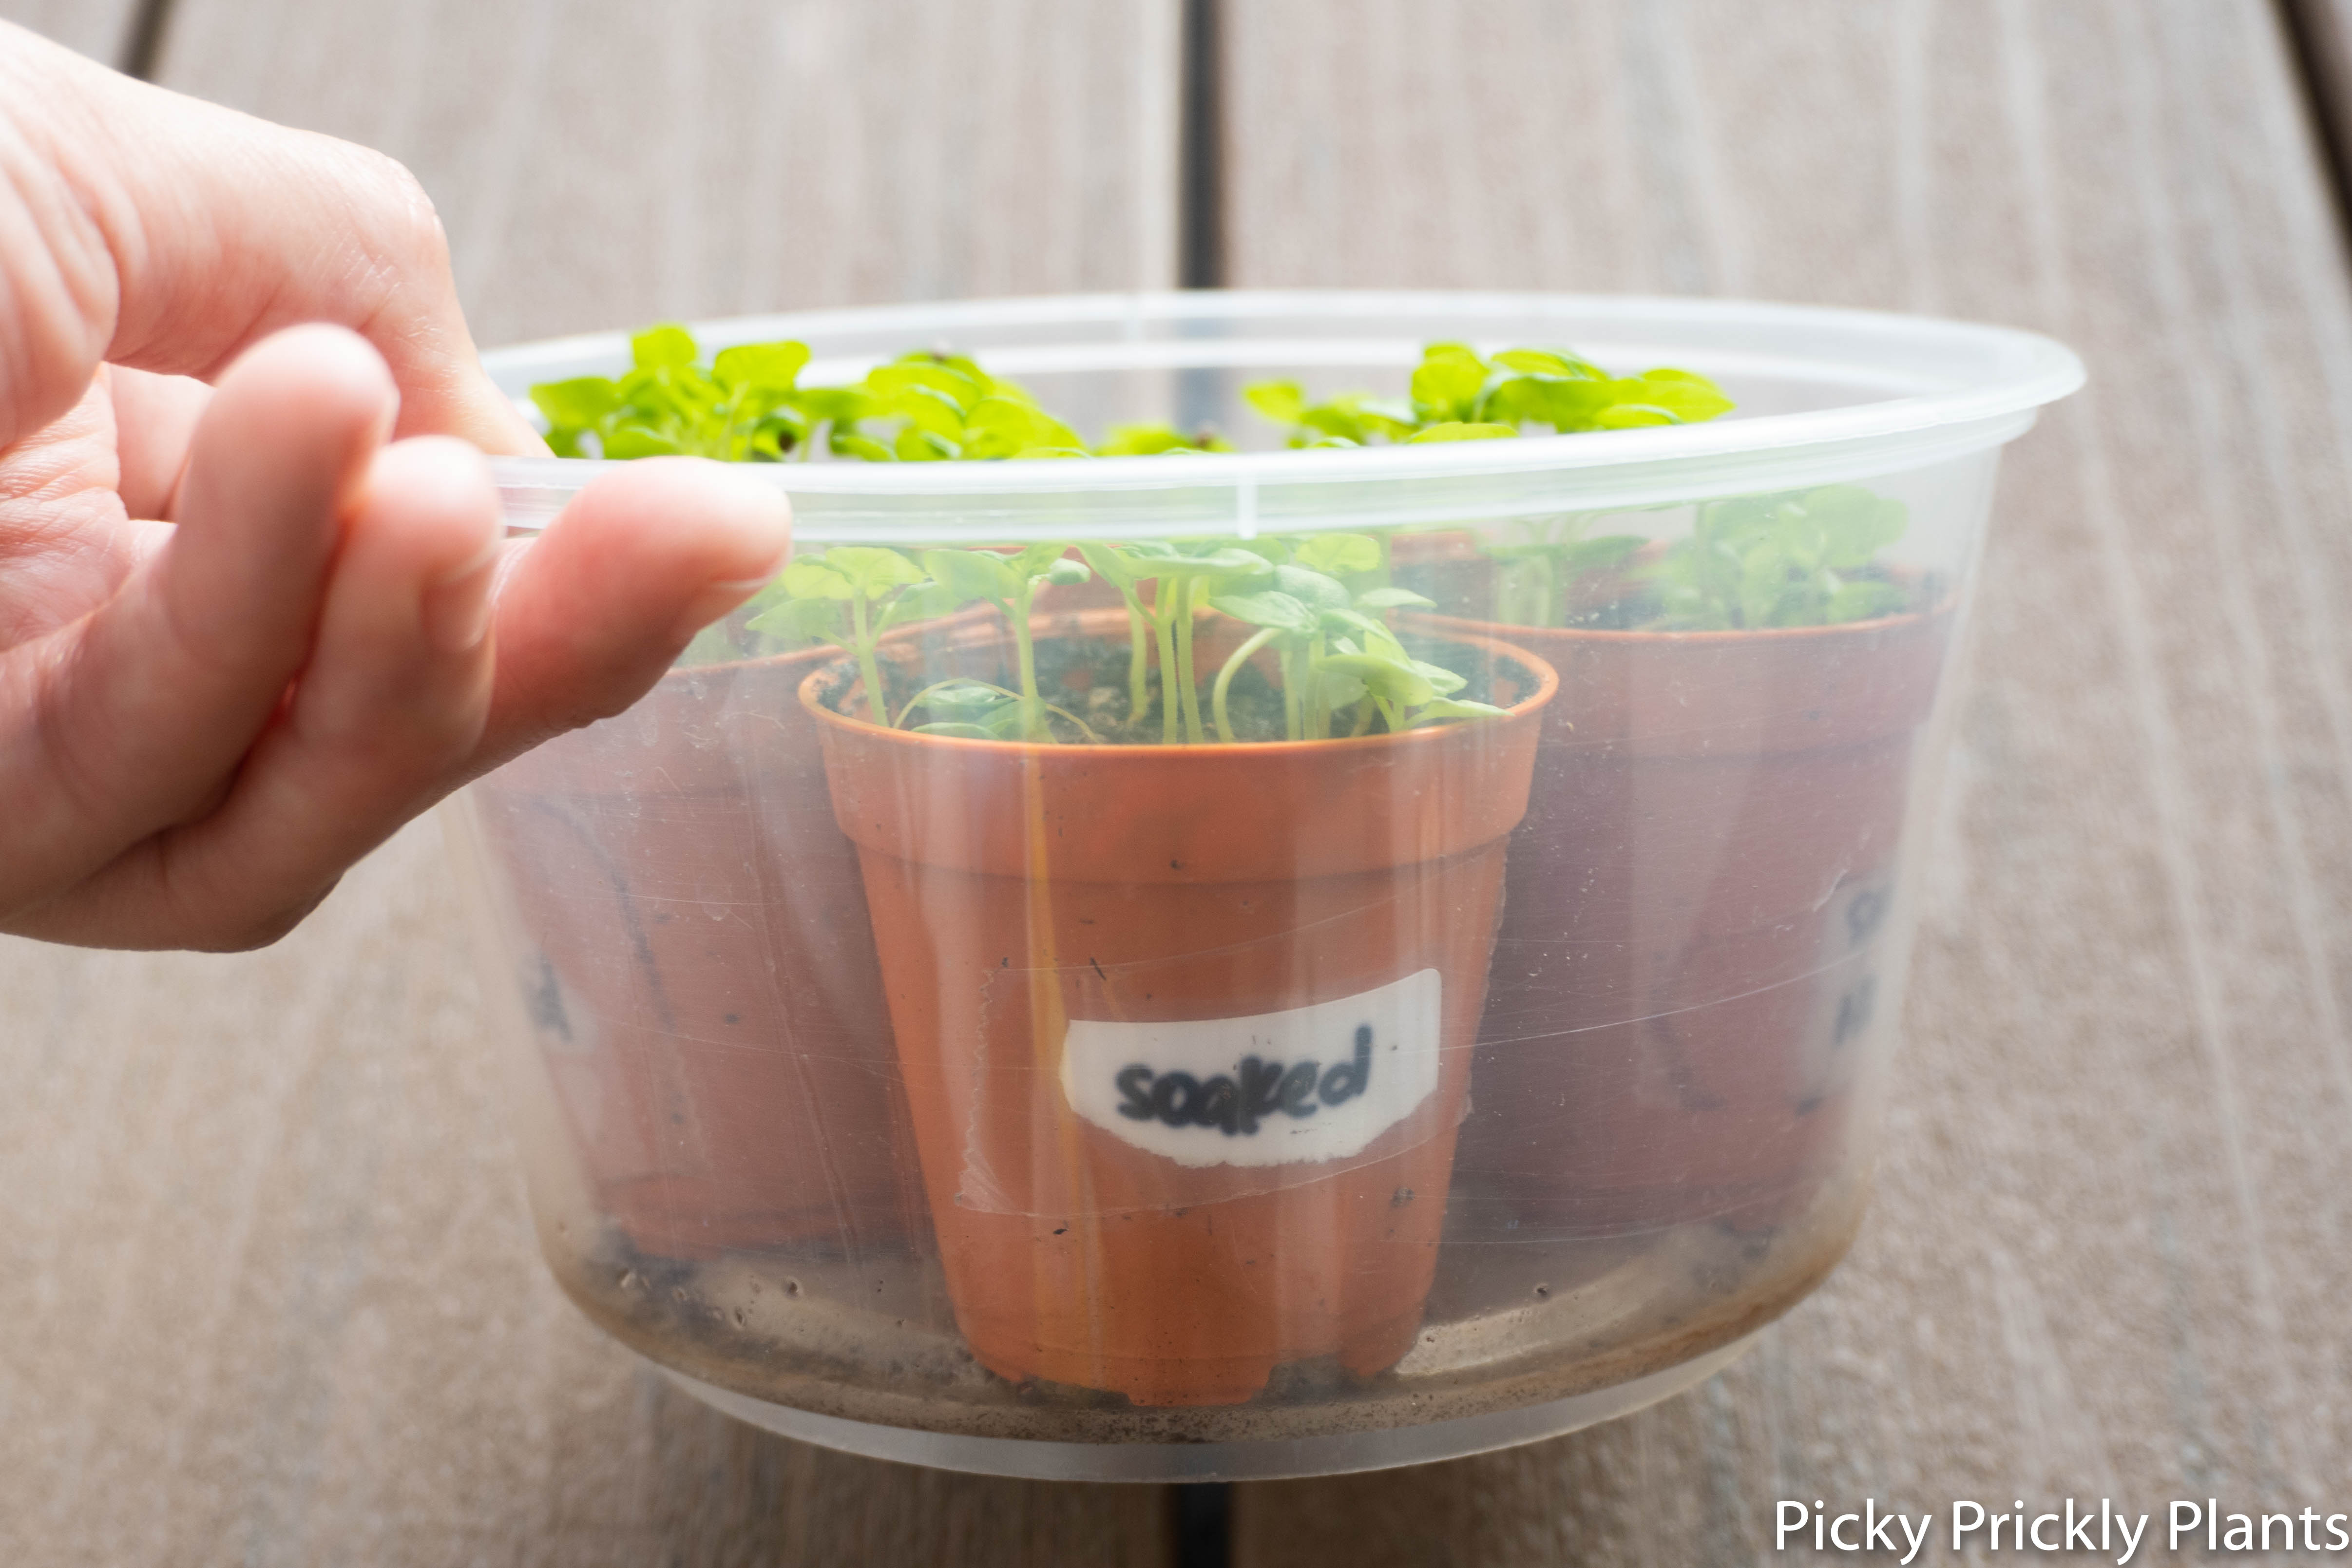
1059, 970, 1443, 1168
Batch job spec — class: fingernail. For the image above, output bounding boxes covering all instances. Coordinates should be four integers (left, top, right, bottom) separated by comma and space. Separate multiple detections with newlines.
421, 553, 498, 652
669, 574, 780, 645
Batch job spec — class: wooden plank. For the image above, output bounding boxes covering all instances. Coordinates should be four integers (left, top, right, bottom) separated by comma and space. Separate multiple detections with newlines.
0, 3, 1180, 1565
0, 0, 140, 64
151, 0, 1183, 346
1224, 1, 2352, 1561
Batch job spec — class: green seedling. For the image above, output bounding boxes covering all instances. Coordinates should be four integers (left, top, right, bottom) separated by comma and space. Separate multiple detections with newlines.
918, 545, 1093, 740
747, 546, 963, 725
1078, 541, 1270, 743
1208, 539, 1507, 741
1483, 515, 1650, 630
532, 325, 811, 460
1648, 485, 1911, 630
847, 351, 1091, 461
679, 573, 802, 667
1244, 342, 1732, 448
532, 329, 1921, 742
1071, 543, 1156, 724
893, 677, 1103, 743
1094, 424, 1233, 456
1243, 380, 1421, 448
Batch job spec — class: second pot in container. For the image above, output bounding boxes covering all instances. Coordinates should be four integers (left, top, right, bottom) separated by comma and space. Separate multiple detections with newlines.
474, 643, 918, 1263
1436, 594, 1954, 1237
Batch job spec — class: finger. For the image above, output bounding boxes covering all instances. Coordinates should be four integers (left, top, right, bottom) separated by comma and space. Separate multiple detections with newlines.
0, 23, 535, 455
106, 364, 211, 520
0, 324, 392, 917
20, 437, 504, 949
0, 374, 138, 643
477, 458, 793, 764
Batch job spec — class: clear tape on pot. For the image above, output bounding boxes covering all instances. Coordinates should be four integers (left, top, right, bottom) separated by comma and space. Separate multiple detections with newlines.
1062, 970, 1441, 1169
943, 958, 1474, 1218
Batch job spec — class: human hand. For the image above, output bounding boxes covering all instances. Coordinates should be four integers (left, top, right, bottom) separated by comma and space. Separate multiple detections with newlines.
0, 24, 791, 949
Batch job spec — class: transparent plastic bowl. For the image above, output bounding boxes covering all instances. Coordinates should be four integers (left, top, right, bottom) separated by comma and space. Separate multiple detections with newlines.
445, 291, 2083, 1480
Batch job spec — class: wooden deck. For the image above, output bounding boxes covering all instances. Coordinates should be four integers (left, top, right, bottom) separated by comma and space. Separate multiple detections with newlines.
5, 2, 2352, 1562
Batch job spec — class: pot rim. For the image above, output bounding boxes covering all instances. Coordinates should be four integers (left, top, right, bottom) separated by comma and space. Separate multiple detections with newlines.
1409, 539, 1957, 649
796, 616, 1560, 760
1409, 596, 1957, 649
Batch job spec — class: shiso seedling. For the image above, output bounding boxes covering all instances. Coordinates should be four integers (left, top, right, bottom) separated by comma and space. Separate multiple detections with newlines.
1243, 342, 1734, 448
1483, 516, 1650, 631
1647, 485, 1911, 630
1444, 487, 1914, 633
912, 546, 1094, 741
1080, 542, 1272, 744
744, 548, 963, 726
1204, 533, 1504, 742
532, 325, 812, 460
527, 326, 1914, 738
778, 535, 1509, 747
839, 353, 1090, 461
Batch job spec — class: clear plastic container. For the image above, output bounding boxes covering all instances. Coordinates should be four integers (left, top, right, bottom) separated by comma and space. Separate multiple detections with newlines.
444, 292, 2083, 1480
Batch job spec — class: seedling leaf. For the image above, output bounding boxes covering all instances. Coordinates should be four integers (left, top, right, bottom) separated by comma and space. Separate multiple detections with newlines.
631, 324, 699, 367
1408, 697, 1512, 726
746, 596, 846, 646
531, 378, 620, 431
826, 547, 925, 597
781, 559, 853, 600
1410, 345, 1488, 421
1292, 533, 1381, 575
921, 549, 1022, 605
1317, 651, 1437, 708
1271, 564, 1350, 612
1243, 380, 1306, 426
713, 341, 809, 394
1208, 591, 1318, 633
874, 580, 966, 632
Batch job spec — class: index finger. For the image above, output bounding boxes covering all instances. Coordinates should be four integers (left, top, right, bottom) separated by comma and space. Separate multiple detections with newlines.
0, 21, 536, 455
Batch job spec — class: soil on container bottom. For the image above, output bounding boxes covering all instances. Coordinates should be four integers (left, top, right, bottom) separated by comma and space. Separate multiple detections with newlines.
539, 1169, 1867, 1447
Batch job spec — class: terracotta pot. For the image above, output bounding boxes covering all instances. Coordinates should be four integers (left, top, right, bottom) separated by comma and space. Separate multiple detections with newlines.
802, 611, 1556, 1405
1425, 597, 1954, 1236
474, 640, 924, 1263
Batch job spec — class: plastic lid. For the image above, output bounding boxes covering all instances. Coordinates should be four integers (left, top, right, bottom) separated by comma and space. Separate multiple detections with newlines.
481, 290, 2085, 542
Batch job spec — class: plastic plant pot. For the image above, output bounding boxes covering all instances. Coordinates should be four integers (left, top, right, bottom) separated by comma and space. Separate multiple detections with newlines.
1427, 571, 1956, 1237
472, 626, 970, 1263
442, 290, 2082, 1482
803, 608, 1551, 1406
